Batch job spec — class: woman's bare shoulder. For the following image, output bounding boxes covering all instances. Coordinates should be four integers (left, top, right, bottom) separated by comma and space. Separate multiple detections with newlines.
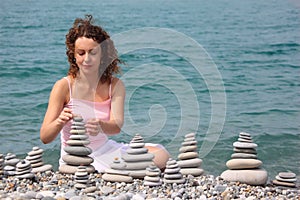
111, 77, 125, 94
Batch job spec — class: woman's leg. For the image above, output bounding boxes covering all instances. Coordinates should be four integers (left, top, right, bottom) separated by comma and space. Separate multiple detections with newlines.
146, 145, 170, 170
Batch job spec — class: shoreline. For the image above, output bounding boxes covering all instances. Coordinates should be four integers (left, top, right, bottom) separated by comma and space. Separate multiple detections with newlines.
0, 170, 299, 200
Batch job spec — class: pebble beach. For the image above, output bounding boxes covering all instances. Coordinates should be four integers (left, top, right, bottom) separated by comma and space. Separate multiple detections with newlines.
0, 170, 299, 200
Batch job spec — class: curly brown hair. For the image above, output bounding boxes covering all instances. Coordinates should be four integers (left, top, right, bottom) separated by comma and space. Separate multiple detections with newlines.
66, 15, 121, 83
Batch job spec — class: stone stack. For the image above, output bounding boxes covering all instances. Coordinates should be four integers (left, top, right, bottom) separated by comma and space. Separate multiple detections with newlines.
163, 158, 185, 184
59, 116, 95, 174
177, 133, 204, 177
26, 147, 52, 173
102, 158, 133, 183
15, 160, 35, 179
74, 166, 90, 189
4, 153, 19, 176
272, 172, 297, 188
0, 154, 3, 176
121, 134, 154, 178
220, 132, 268, 186
144, 163, 162, 186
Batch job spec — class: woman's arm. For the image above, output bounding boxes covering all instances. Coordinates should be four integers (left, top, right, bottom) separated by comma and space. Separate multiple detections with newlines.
85, 78, 125, 136
40, 78, 73, 144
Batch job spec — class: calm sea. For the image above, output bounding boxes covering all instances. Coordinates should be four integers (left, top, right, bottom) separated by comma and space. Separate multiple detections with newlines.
0, 0, 299, 179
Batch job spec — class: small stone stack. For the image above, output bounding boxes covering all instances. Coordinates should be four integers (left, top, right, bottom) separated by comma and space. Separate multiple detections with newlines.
102, 158, 133, 183
144, 163, 162, 186
220, 132, 268, 186
163, 158, 185, 184
59, 116, 95, 174
121, 134, 154, 178
26, 147, 52, 173
177, 133, 204, 177
4, 153, 19, 176
74, 166, 90, 189
15, 160, 35, 179
0, 154, 3, 176
272, 172, 297, 188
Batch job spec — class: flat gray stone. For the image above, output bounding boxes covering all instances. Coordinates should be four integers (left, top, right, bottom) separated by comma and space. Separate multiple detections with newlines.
164, 167, 180, 174
102, 173, 133, 183
177, 158, 202, 168
238, 138, 253, 143
163, 178, 185, 184
272, 179, 296, 187
62, 155, 93, 165
181, 140, 197, 146
31, 161, 44, 168
125, 161, 152, 170
226, 159, 262, 170
66, 140, 90, 146
178, 152, 198, 160
122, 153, 154, 162
59, 164, 95, 174
233, 141, 257, 149
70, 129, 86, 134
144, 176, 160, 182
185, 132, 196, 138
179, 145, 197, 153
144, 180, 162, 186
164, 173, 182, 179
275, 175, 297, 183
126, 147, 148, 154
239, 132, 252, 137
278, 172, 296, 179
129, 143, 145, 148
70, 134, 89, 140
16, 160, 31, 169
104, 168, 130, 176
28, 147, 43, 156
234, 147, 257, 154
231, 153, 257, 159
180, 168, 204, 176
31, 164, 52, 173
64, 146, 92, 156
5, 158, 20, 166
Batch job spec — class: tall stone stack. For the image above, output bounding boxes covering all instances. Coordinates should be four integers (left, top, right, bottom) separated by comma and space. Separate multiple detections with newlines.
4, 153, 19, 176
59, 116, 95, 174
26, 147, 52, 173
144, 163, 162, 186
15, 160, 35, 179
0, 154, 3, 176
272, 172, 297, 188
220, 132, 268, 186
120, 134, 154, 178
177, 133, 204, 177
163, 158, 185, 184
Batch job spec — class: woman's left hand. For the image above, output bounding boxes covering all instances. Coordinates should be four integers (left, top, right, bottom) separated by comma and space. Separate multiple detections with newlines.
85, 118, 102, 136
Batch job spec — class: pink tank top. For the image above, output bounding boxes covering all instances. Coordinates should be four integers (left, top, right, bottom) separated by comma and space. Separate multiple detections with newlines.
61, 77, 111, 151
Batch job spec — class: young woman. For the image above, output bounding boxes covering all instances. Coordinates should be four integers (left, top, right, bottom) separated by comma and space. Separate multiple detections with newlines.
40, 15, 170, 172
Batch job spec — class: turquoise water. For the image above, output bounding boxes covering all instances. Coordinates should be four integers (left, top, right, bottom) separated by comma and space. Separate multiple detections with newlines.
0, 0, 299, 179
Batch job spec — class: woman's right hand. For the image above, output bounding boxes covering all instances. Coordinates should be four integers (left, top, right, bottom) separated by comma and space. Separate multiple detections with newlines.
56, 107, 73, 126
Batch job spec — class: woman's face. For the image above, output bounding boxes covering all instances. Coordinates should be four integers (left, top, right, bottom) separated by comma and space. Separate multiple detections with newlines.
74, 37, 101, 76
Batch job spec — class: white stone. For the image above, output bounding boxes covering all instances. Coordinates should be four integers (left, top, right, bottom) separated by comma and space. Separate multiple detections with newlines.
220, 168, 268, 186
